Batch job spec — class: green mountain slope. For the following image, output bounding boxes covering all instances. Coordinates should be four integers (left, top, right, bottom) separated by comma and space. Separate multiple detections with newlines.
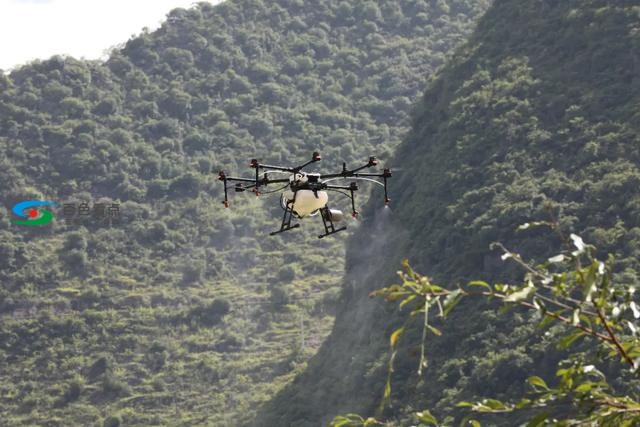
258, 1, 640, 425
0, 1, 490, 425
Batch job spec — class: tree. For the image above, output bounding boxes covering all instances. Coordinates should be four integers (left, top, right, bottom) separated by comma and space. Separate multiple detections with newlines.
270, 284, 291, 308
189, 299, 231, 327
332, 223, 640, 426
277, 265, 296, 283
92, 97, 118, 116
168, 172, 201, 198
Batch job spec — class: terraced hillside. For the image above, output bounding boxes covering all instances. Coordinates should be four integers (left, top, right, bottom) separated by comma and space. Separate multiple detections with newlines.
258, 1, 640, 425
0, 0, 490, 425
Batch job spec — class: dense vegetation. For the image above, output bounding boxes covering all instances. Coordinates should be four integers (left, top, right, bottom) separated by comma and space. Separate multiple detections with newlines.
336, 232, 640, 426
0, 0, 491, 425
258, 1, 640, 425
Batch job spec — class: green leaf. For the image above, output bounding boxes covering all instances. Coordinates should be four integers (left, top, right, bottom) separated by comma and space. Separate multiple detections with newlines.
525, 412, 549, 427
363, 418, 380, 427
399, 294, 417, 309
537, 313, 555, 330
456, 401, 475, 408
390, 327, 404, 348
481, 399, 506, 410
515, 398, 532, 409
330, 414, 368, 427
503, 285, 536, 302
382, 380, 391, 402
426, 283, 444, 293
443, 289, 463, 316
467, 280, 491, 290
527, 376, 549, 390
574, 382, 593, 393
557, 329, 584, 349
330, 416, 352, 427
416, 410, 438, 425
428, 325, 442, 336
386, 291, 408, 301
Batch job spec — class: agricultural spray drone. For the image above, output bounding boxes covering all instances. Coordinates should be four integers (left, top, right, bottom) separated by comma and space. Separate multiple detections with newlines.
218, 152, 392, 238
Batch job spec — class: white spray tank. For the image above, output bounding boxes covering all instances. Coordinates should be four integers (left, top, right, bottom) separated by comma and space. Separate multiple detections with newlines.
282, 172, 328, 217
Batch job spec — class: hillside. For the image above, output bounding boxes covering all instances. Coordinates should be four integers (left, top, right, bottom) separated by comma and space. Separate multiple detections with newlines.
0, 0, 491, 425
257, 1, 640, 425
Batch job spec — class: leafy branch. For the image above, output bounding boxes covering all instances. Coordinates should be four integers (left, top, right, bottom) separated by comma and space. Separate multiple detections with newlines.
331, 224, 640, 426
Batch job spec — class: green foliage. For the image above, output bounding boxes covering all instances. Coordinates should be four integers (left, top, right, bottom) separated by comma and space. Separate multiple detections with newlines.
59, 375, 84, 406
340, 229, 640, 425
277, 265, 296, 283
103, 415, 122, 427
330, 413, 384, 427
270, 284, 291, 307
188, 298, 231, 326
263, 1, 640, 425
0, 0, 491, 424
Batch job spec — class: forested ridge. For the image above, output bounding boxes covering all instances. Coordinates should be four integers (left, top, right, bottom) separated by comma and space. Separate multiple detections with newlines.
258, 1, 640, 425
0, 0, 491, 425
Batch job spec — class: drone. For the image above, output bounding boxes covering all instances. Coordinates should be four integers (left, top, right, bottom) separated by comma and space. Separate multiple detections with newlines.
218, 152, 392, 238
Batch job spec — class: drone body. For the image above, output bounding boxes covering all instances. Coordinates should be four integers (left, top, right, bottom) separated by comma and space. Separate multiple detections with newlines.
282, 173, 328, 217
218, 152, 391, 238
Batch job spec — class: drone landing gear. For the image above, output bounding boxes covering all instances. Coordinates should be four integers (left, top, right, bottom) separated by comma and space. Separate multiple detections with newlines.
318, 206, 346, 239
270, 202, 301, 236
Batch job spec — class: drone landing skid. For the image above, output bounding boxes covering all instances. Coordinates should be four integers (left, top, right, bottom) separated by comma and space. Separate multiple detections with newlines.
318, 206, 346, 239
269, 223, 301, 236
270, 203, 301, 236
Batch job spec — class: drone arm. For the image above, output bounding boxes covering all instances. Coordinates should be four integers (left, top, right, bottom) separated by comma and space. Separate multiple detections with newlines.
294, 151, 322, 172
222, 176, 261, 183
324, 184, 356, 191
259, 177, 290, 185
252, 152, 321, 174
351, 169, 392, 205
219, 170, 290, 205
323, 167, 391, 207
255, 164, 295, 173
319, 156, 379, 179
236, 177, 290, 190
220, 175, 290, 185
323, 170, 391, 180
348, 161, 377, 174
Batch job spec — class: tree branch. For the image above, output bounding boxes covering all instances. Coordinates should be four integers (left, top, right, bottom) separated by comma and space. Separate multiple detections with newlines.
595, 305, 635, 369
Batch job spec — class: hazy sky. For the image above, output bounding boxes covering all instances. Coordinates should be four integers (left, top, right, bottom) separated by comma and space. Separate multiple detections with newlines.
0, 0, 221, 71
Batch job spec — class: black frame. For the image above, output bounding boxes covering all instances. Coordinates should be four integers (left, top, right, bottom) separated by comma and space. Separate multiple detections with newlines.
218, 152, 391, 238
